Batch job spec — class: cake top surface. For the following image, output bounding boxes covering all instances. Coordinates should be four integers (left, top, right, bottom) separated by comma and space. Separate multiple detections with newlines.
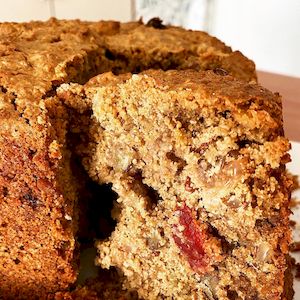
0, 18, 256, 106
112, 20, 230, 53
0, 18, 257, 149
90, 69, 282, 131
0, 18, 118, 102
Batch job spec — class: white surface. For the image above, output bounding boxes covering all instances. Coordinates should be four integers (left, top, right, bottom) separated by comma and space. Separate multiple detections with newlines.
289, 141, 300, 297
211, 0, 300, 77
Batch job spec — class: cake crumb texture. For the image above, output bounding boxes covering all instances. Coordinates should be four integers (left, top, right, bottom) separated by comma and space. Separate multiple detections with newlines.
82, 70, 293, 300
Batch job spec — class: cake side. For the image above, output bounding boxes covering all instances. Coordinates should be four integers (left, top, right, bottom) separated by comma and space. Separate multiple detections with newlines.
86, 70, 292, 299
0, 89, 79, 297
0, 18, 120, 298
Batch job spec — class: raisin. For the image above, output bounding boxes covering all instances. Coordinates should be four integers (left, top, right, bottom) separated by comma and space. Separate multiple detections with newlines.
3, 187, 8, 197
146, 18, 166, 29
213, 68, 228, 76
219, 110, 231, 119
198, 116, 205, 124
50, 36, 61, 43
0, 85, 7, 93
22, 192, 40, 209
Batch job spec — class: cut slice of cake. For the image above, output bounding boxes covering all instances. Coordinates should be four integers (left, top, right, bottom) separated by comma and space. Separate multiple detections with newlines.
79, 69, 292, 299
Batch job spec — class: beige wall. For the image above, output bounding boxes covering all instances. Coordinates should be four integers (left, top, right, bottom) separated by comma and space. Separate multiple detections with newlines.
0, 0, 132, 22
0, 0, 51, 22
55, 0, 132, 21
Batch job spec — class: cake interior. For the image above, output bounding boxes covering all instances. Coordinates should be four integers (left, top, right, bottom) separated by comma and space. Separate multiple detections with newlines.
56, 69, 293, 299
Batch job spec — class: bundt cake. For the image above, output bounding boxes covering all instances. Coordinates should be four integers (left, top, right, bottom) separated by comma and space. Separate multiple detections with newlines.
0, 17, 292, 299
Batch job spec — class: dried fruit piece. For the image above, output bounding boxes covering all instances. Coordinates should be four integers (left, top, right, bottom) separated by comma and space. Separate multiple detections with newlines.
203, 158, 248, 189
256, 241, 273, 263
193, 157, 249, 201
173, 204, 222, 273
146, 18, 166, 29
184, 176, 196, 193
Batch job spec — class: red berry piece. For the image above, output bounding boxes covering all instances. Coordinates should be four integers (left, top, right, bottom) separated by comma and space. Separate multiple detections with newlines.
173, 204, 222, 273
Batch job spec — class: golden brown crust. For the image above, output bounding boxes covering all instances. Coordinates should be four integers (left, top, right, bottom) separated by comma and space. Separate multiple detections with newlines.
0, 18, 118, 298
108, 23, 257, 82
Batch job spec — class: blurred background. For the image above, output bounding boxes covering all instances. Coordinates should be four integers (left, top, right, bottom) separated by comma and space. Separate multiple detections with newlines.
1, 0, 300, 77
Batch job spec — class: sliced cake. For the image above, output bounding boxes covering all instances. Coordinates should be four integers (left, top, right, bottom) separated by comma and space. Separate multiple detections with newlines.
71, 69, 293, 299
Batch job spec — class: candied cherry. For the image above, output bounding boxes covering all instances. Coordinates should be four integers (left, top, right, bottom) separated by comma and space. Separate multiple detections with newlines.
173, 204, 222, 273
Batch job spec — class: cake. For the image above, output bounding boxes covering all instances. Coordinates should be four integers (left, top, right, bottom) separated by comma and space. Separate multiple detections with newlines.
59, 69, 292, 299
0, 17, 292, 299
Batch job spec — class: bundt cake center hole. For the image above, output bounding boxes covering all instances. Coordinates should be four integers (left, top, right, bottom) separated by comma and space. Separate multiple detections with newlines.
84, 181, 118, 240
66, 108, 121, 288
71, 154, 118, 243
74, 160, 119, 285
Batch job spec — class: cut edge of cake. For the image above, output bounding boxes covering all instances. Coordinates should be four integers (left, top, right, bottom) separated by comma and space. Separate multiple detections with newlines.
73, 69, 294, 300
